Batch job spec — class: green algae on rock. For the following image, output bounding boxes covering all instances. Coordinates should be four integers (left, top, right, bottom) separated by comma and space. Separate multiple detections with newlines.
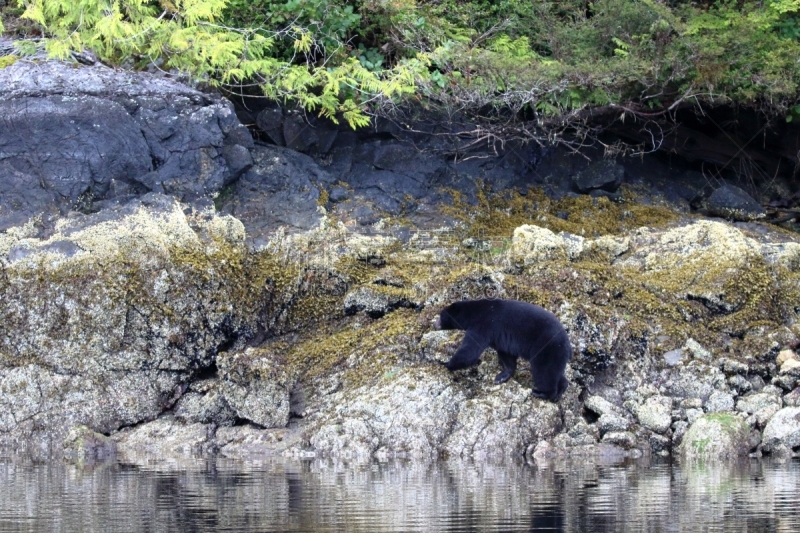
680, 414, 752, 460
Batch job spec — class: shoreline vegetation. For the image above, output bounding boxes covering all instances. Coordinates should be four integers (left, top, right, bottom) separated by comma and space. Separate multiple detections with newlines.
1, 0, 799, 144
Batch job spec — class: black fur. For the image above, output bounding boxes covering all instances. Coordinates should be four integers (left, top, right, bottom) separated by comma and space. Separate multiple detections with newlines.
436, 299, 572, 402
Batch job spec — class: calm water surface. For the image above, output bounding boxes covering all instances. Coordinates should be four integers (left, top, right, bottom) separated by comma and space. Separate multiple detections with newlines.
1, 455, 798, 532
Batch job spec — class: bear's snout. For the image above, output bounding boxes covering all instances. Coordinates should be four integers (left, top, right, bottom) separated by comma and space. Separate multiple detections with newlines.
433, 315, 442, 329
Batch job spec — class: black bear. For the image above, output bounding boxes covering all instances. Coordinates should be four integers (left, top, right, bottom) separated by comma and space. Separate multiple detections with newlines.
435, 298, 572, 401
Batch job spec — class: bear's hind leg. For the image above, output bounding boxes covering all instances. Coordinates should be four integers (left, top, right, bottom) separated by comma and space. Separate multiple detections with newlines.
494, 351, 517, 384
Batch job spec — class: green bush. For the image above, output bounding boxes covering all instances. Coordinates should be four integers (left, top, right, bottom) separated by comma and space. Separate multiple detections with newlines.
1, 0, 798, 127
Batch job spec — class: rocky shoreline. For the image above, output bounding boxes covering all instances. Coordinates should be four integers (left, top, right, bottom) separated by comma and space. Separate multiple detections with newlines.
2, 56, 800, 463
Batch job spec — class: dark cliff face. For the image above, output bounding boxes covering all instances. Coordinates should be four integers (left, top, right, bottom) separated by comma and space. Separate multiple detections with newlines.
2, 57, 795, 243
0, 60, 253, 232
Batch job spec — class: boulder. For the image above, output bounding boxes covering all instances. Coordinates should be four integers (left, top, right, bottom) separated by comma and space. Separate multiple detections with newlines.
572, 161, 625, 193
761, 407, 800, 455
680, 414, 751, 460
707, 184, 766, 221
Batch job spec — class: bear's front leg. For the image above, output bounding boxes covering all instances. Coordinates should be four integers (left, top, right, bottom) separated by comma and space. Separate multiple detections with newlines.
445, 333, 488, 371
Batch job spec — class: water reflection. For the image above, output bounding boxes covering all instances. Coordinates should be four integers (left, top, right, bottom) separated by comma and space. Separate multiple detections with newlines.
1, 455, 799, 532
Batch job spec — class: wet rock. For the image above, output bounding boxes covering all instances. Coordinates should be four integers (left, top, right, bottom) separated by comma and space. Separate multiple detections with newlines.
601, 431, 636, 449
650, 434, 671, 455
573, 161, 625, 193
62, 425, 117, 460
635, 396, 673, 434
680, 414, 750, 460
707, 185, 766, 221
672, 421, 688, 445
215, 426, 290, 458
113, 418, 214, 457
761, 407, 800, 455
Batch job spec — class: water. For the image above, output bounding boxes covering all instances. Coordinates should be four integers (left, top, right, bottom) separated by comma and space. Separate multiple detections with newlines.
1, 455, 799, 533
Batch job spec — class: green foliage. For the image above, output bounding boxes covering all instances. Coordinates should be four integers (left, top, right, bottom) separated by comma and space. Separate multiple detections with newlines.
5, 0, 800, 125
11, 0, 425, 128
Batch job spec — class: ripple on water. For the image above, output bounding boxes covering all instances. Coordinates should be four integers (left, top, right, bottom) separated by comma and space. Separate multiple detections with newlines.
0, 456, 799, 533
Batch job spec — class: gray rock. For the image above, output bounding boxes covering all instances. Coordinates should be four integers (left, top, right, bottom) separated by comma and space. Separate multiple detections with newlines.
255, 104, 285, 145
663, 349, 683, 366
746, 403, 781, 430
686, 408, 704, 425
418, 330, 460, 364
0, 60, 254, 226
113, 418, 214, 457
567, 420, 600, 445
705, 391, 735, 413
728, 375, 752, 395
62, 425, 117, 460
215, 425, 289, 458
597, 413, 630, 434
343, 286, 417, 318
217, 348, 295, 429
216, 145, 335, 239
585, 395, 620, 417
328, 186, 349, 203
707, 184, 766, 221
650, 433, 671, 455
736, 392, 782, 415
0, 197, 250, 451
636, 396, 673, 434
174, 381, 237, 427
761, 407, 800, 455
680, 414, 751, 460
310, 371, 466, 459
672, 421, 689, 445
783, 387, 800, 407
684, 338, 712, 361
601, 431, 636, 449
